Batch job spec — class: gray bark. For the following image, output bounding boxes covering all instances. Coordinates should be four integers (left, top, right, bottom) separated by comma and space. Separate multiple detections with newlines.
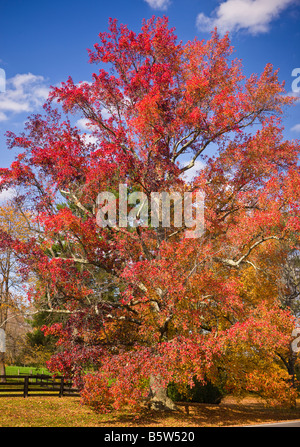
0, 352, 6, 383
147, 375, 177, 411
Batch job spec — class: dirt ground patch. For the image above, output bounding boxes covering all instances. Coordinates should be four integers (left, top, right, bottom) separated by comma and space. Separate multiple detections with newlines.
1, 395, 300, 427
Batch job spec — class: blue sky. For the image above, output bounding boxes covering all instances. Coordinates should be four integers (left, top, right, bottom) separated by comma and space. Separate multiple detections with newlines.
0, 0, 300, 190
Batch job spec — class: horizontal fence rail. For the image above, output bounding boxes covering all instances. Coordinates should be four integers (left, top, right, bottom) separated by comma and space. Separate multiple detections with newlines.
0, 374, 80, 398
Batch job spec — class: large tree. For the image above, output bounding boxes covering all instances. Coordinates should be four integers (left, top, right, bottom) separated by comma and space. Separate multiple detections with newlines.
0, 17, 299, 410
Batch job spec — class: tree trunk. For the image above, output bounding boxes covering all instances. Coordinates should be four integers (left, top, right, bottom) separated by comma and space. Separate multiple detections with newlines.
147, 375, 177, 411
0, 352, 6, 383
287, 352, 297, 409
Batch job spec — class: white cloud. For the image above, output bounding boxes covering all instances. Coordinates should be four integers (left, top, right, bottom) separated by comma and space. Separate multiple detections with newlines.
82, 134, 98, 146
0, 188, 16, 203
0, 111, 8, 122
75, 118, 98, 146
0, 73, 49, 121
76, 117, 99, 133
291, 124, 300, 132
196, 0, 297, 35
76, 118, 90, 131
10, 73, 40, 89
144, 0, 171, 10
283, 91, 300, 105
181, 159, 206, 182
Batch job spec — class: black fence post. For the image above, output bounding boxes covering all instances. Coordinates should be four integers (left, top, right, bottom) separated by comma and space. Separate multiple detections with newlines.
59, 377, 64, 397
24, 376, 29, 398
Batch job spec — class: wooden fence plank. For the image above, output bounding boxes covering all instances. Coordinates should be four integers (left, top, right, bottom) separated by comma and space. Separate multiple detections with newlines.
0, 374, 80, 397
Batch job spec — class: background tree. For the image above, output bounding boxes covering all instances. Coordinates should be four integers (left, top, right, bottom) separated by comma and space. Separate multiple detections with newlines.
16, 311, 59, 368
0, 17, 299, 410
0, 201, 36, 378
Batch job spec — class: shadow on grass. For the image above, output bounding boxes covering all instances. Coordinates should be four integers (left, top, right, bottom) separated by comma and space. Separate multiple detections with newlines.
97, 400, 300, 427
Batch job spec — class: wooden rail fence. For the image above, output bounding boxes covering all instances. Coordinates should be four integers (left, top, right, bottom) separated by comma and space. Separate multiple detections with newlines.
0, 374, 80, 397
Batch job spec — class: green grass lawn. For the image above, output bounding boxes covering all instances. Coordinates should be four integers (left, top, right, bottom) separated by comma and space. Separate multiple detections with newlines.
5, 365, 50, 376
1, 365, 73, 398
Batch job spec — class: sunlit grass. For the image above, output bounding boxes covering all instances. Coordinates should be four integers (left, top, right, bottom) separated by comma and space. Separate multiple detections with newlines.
1, 396, 300, 427
5, 366, 50, 376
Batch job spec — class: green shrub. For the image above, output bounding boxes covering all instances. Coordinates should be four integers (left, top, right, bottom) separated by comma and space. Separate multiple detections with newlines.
167, 377, 224, 404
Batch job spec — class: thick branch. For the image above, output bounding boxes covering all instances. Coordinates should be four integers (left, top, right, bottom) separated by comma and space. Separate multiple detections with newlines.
215, 236, 282, 268
60, 190, 94, 218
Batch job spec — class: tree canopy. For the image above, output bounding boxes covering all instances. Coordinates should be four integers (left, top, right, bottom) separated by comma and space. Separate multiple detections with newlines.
0, 16, 299, 411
